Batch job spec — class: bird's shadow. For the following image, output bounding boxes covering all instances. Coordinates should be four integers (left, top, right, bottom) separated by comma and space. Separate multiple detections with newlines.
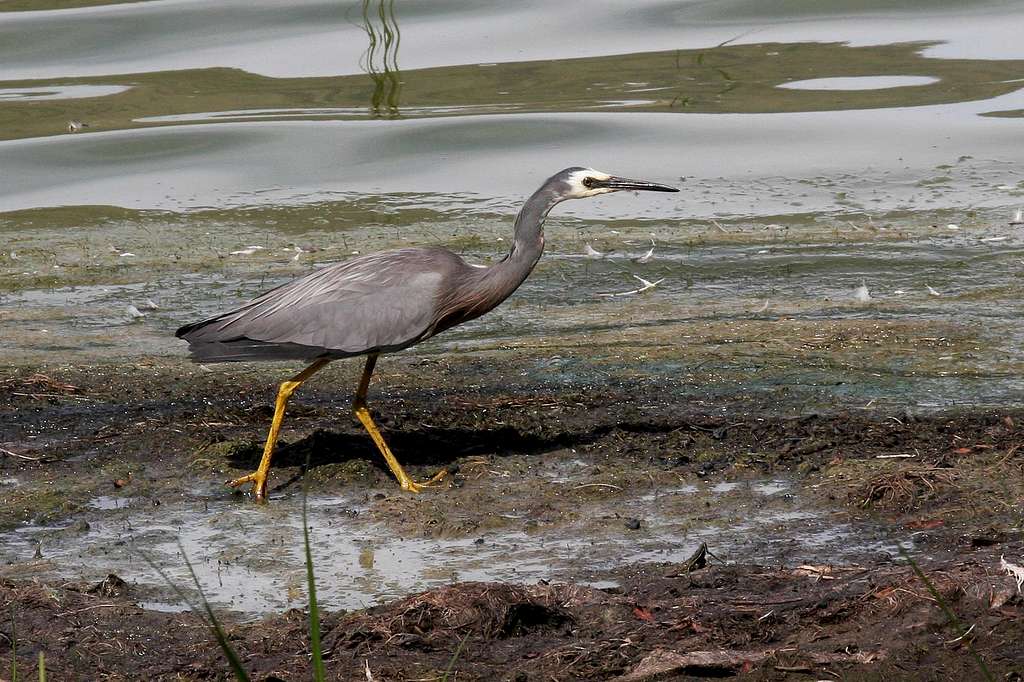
224, 423, 581, 479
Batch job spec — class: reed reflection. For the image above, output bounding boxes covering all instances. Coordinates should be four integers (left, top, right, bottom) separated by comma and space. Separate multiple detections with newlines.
360, 0, 401, 118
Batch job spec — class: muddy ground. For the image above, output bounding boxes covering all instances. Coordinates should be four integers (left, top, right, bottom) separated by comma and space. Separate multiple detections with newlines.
1, 357, 1023, 680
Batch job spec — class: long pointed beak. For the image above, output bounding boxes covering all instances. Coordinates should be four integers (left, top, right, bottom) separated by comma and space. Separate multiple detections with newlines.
597, 176, 680, 192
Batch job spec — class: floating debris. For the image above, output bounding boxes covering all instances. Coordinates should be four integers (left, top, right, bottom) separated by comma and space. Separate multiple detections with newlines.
926, 285, 942, 297
853, 280, 872, 304
1011, 208, 1023, 226
946, 224, 959, 230
140, 298, 159, 310
118, 252, 136, 258
598, 275, 664, 297
583, 243, 604, 259
229, 245, 265, 256
66, 120, 89, 133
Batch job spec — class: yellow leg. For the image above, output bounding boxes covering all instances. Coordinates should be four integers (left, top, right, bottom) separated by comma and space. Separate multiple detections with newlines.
353, 354, 447, 493
227, 358, 331, 501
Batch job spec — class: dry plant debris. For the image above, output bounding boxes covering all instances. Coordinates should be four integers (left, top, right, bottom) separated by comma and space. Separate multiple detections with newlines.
1, 373, 82, 399
859, 465, 957, 509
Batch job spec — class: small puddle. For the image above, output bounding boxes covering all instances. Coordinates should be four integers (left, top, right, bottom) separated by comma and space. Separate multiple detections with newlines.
0, 84, 132, 101
778, 75, 941, 90
89, 495, 137, 510
0, 478, 909, 617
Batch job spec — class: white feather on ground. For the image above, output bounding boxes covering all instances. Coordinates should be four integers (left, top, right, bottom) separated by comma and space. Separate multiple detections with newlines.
1002, 555, 1024, 593
598, 275, 665, 297
853, 280, 872, 303
632, 246, 655, 264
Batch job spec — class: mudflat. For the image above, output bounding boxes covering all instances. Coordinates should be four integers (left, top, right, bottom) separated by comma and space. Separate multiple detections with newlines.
2, 356, 1021, 680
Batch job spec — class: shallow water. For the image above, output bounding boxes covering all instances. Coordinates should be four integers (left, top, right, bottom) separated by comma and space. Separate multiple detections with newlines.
2, 477, 906, 616
2, 2, 1022, 413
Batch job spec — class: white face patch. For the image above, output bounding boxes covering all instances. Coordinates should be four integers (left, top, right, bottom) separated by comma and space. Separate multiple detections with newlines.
564, 168, 614, 199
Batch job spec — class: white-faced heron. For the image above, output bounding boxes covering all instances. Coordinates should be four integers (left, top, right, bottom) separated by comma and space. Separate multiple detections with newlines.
176, 167, 678, 500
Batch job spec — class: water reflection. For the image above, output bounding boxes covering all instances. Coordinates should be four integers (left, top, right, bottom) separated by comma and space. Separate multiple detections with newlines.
3, 40, 1023, 142
360, 0, 402, 119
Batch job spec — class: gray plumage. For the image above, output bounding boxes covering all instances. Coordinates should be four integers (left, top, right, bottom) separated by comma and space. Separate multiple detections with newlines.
177, 167, 678, 363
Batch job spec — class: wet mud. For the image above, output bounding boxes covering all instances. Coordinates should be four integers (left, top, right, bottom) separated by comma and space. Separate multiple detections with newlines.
1, 357, 1022, 679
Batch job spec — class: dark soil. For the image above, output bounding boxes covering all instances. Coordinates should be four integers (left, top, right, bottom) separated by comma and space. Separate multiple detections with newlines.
1, 358, 1023, 680
2, 551, 1023, 681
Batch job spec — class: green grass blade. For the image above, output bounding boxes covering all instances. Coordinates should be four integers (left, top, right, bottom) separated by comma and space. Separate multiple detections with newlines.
901, 548, 993, 682
441, 631, 470, 682
9, 605, 16, 682
302, 470, 326, 682
36, 652, 44, 682
142, 548, 251, 682
177, 547, 252, 681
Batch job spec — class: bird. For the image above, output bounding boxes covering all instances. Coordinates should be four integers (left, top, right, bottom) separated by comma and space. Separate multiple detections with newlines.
176, 167, 679, 501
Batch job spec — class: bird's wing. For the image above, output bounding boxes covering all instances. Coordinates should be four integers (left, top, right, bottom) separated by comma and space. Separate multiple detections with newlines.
179, 249, 448, 355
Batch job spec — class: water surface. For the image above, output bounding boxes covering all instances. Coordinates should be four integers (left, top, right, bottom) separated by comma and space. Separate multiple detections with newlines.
2, 1, 1023, 410
2, 477, 905, 615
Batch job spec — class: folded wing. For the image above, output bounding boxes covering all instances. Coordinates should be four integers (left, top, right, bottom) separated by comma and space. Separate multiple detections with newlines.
177, 249, 449, 362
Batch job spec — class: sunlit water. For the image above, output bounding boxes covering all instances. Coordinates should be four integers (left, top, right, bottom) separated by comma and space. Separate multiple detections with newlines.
1, 478, 906, 616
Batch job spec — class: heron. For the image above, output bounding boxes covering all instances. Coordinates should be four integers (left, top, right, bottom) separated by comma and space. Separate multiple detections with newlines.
176, 167, 678, 501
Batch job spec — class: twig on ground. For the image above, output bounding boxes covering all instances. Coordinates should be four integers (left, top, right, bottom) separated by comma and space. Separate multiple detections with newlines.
0, 447, 45, 461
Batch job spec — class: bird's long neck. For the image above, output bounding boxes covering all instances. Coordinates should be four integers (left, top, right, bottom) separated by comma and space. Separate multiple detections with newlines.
440, 184, 561, 328
502, 183, 560, 278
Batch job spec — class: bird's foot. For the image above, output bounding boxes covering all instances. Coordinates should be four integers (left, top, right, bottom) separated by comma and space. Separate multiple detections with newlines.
226, 471, 269, 502
398, 468, 448, 493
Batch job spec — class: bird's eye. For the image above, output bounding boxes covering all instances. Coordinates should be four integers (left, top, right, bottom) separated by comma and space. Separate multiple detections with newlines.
582, 177, 596, 188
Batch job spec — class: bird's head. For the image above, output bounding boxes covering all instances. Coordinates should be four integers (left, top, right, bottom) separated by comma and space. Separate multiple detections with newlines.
554, 167, 679, 200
